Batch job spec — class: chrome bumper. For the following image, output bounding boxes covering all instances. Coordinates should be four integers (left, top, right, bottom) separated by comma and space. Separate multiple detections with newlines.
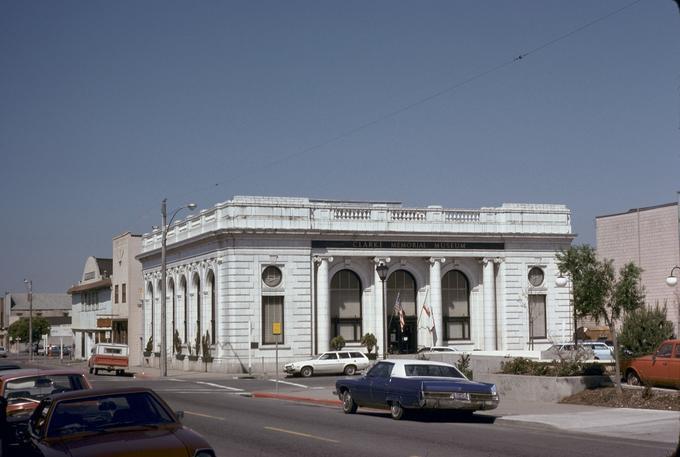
420, 392, 500, 411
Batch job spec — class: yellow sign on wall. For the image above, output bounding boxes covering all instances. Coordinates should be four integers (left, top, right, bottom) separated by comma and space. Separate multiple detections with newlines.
272, 322, 282, 335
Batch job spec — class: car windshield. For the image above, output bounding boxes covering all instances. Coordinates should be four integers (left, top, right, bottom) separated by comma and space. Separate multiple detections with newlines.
46, 392, 175, 438
404, 364, 465, 378
3, 375, 83, 404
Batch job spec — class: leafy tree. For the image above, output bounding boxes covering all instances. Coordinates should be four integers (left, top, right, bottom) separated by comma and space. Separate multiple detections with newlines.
556, 245, 645, 393
8, 316, 50, 343
330, 335, 346, 351
618, 303, 674, 357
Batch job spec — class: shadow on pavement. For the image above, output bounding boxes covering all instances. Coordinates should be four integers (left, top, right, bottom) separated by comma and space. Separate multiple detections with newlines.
356, 410, 497, 424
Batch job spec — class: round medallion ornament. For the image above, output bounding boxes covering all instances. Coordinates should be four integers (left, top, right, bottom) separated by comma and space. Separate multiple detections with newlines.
262, 266, 282, 287
528, 267, 544, 287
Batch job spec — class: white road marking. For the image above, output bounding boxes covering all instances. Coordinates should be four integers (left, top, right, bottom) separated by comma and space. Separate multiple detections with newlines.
195, 381, 242, 391
185, 411, 225, 421
264, 426, 339, 443
268, 379, 309, 388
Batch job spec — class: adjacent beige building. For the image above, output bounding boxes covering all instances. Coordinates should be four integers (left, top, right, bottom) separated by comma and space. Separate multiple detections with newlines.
112, 232, 144, 366
596, 200, 680, 334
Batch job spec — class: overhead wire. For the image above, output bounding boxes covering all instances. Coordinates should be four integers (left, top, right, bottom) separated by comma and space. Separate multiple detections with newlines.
135, 0, 645, 227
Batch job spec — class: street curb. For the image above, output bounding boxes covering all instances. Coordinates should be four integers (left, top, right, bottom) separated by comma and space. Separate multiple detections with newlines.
251, 392, 342, 407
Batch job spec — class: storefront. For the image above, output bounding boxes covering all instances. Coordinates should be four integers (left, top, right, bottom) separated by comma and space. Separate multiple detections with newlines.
138, 196, 575, 372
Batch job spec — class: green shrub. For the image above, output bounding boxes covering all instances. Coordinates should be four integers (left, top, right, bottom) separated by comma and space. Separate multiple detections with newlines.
456, 354, 473, 379
501, 357, 605, 377
145, 337, 153, 353
173, 329, 182, 354
330, 335, 346, 351
618, 303, 675, 358
360, 333, 377, 354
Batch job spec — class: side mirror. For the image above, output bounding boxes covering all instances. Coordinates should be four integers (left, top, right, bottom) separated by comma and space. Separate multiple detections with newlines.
175, 410, 184, 420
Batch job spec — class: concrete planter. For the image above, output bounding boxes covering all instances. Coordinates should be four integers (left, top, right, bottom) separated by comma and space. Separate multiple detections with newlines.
475, 373, 613, 403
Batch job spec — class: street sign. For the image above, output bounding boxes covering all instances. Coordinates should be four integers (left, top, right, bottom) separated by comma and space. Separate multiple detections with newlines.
272, 322, 281, 335
50, 326, 71, 337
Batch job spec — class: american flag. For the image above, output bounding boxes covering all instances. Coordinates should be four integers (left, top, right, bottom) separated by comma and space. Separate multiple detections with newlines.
393, 292, 405, 332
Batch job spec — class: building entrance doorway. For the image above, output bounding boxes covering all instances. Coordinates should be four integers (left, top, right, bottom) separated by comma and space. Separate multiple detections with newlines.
386, 269, 418, 354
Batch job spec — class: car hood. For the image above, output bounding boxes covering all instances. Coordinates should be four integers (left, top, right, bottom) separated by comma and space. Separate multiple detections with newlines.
57, 426, 191, 457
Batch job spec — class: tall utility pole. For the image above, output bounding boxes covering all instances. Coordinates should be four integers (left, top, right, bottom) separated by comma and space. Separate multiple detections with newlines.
24, 279, 33, 361
159, 199, 196, 377
160, 199, 168, 378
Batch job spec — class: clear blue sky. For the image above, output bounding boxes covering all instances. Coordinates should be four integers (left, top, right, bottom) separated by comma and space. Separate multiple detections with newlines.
1, 0, 679, 293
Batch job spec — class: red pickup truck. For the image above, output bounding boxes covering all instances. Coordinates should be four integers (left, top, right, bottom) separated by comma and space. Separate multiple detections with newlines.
623, 339, 680, 388
87, 343, 129, 376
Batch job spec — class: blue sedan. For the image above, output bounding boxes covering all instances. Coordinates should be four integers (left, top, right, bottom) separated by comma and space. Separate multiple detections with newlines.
335, 359, 499, 420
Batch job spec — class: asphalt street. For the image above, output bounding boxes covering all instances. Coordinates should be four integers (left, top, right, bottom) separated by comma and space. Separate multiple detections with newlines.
86, 372, 676, 457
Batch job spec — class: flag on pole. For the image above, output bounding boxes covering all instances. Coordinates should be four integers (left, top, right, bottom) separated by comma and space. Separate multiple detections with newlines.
393, 292, 405, 332
423, 301, 435, 332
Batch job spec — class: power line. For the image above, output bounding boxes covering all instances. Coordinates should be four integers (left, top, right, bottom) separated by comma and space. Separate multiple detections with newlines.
141, 0, 645, 219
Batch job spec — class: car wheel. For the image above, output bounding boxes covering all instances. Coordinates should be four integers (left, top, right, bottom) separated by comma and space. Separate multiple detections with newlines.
390, 402, 405, 420
343, 365, 357, 376
342, 391, 358, 414
627, 371, 642, 386
300, 366, 313, 378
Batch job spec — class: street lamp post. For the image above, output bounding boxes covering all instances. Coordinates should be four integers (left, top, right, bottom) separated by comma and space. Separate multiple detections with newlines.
667, 266, 680, 287
23, 279, 33, 361
555, 273, 577, 346
375, 263, 389, 360
160, 199, 196, 377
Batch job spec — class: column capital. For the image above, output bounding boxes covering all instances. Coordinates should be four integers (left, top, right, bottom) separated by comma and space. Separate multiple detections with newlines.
428, 257, 446, 265
481, 256, 505, 265
313, 255, 334, 264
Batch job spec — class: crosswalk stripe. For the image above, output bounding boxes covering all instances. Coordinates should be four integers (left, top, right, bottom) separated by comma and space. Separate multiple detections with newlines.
195, 381, 242, 391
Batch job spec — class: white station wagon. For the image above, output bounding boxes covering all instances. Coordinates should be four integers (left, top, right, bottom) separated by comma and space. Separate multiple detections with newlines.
284, 351, 370, 377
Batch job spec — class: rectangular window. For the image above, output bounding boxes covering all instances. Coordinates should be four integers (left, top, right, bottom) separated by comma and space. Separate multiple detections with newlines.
262, 296, 284, 345
529, 294, 547, 339
122, 283, 126, 303
114, 285, 119, 304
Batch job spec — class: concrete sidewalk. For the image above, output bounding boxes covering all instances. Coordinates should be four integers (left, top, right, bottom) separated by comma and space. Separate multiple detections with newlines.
250, 383, 680, 445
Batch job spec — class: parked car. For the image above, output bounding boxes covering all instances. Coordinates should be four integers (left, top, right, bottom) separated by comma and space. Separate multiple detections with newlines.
540, 343, 596, 361
622, 339, 680, 388
0, 347, 7, 358
0, 368, 91, 454
335, 359, 499, 420
3, 387, 216, 457
46, 345, 70, 357
1, 369, 91, 418
284, 351, 370, 377
417, 346, 460, 353
0, 364, 22, 371
88, 343, 129, 375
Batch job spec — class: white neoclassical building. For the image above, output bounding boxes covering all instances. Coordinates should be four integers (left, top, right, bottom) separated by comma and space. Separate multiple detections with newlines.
137, 196, 575, 373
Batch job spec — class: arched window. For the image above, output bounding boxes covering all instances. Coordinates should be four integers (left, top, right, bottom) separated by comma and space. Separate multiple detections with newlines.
442, 270, 470, 340
330, 270, 362, 342
192, 273, 201, 344
386, 270, 417, 354
207, 270, 216, 344
180, 276, 188, 342
168, 278, 176, 332
146, 282, 154, 345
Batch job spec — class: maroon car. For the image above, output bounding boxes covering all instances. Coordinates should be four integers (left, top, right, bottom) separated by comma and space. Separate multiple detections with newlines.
21, 387, 215, 457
